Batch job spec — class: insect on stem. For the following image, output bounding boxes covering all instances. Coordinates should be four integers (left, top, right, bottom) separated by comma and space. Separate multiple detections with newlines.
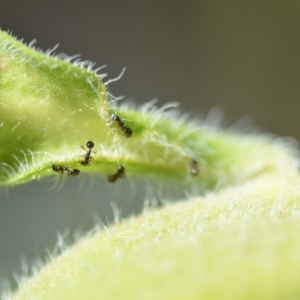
190, 159, 199, 176
80, 141, 97, 165
108, 165, 125, 182
52, 163, 80, 177
52, 164, 68, 174
111, 114, 132, 138
67, 168, 80, 177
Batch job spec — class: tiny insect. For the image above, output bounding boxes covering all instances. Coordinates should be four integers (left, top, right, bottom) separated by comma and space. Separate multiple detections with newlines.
108, 165, 125, 182
80, 140, 97, 165
52, 163, 68, 174
52, 163, 81, 177
67, 168, 80, 177
111, 114, 132, 138
190, 159, 199, 176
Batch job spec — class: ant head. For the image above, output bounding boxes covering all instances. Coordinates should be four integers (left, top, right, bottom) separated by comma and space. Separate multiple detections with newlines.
86, 141, 94, 149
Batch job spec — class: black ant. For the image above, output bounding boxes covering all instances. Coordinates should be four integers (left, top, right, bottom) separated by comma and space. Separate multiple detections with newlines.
52, 164, 68, 174
108, 165, 125, 182
190, 159, 199, 176
52, 163, 80, 177
80, 141, 96, 165
111, 114, 132, 137
67, 168, 80, 177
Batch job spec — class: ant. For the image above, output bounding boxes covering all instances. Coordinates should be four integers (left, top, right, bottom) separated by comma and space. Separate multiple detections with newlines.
52, 164, 68, 174
190, 159, 199, 177
111, 114, 132, 138
52, 163, 80, 177
80, 141, 97, 165
67, 168, 80, 177
108, 165, 125, 182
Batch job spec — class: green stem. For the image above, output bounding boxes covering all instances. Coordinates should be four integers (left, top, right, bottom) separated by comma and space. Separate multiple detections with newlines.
0, 29, 298, 189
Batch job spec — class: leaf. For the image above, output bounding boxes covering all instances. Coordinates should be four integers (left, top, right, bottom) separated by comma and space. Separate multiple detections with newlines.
0, 29, 298, 188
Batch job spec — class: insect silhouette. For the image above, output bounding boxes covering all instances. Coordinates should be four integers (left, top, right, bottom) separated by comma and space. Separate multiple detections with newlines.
52, 164, 80, 177
67, 168, 80, 177
80, 140, 97, 165
108, 165, 125, 182
190, 159, 199, 176
52, 164, 68, 174
111, 114, 132, 137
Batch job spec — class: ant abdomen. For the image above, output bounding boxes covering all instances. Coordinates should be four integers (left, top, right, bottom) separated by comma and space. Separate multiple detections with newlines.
67, 168, 80, 177
123, 127, 132, 138
86, 141, 94, 149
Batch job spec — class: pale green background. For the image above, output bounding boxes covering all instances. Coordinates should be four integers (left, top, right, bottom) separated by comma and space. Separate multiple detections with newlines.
0, 0, 299, 292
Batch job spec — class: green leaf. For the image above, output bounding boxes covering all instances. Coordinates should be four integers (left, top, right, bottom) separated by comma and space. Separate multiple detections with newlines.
0, 29, 298, 189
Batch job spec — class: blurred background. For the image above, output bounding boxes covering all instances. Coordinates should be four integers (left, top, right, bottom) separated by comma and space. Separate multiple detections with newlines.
0, 0, 299, 292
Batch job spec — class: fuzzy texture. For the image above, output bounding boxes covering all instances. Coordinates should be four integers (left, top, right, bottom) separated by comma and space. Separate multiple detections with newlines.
8, 167, 300, 300
0, 29, 298, 191
2, 29, 300, 300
